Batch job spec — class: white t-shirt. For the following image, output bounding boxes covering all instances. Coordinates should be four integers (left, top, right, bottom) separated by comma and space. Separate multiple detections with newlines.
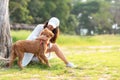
22, 24, 46, 67
27, 24, 44, 40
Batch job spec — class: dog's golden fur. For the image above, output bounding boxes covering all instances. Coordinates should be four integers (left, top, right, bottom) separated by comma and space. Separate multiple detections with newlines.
9, 28, 54, 69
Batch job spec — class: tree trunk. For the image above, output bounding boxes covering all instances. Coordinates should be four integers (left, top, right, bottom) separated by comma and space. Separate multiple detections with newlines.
0, 0, 12, 58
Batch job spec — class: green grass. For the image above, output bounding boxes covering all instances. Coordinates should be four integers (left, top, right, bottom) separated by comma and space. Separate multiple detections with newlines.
1, 51, 120, 80
57, 34, 120, 46
0, 30, 120, 80
11, 30, 120, 46
11, 30, 31, 42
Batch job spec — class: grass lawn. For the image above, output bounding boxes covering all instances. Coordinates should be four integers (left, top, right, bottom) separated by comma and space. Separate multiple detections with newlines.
0, 30, 120, 80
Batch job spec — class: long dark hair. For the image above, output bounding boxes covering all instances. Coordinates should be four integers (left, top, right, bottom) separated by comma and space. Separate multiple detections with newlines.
43, 22, 59, 43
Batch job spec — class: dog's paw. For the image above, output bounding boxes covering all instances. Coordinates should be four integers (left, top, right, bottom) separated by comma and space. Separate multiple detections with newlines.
47, 64, 51, 67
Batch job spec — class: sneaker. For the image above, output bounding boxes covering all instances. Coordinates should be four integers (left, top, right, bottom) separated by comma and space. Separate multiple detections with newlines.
66, 62, 77, 68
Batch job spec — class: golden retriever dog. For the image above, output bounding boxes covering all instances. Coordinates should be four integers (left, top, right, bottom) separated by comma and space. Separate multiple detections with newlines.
9, 28, 54, 69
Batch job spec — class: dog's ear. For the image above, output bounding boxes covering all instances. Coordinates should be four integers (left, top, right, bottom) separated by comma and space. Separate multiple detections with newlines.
45, 28, 54, 38
40, 28, 48, 35
50, 32, 54, 38
40, 28, 54, 38
45, 28, 54, 37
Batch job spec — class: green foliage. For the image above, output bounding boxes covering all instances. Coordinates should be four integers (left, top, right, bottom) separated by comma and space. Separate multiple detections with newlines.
28, 0, 56, 23
66, 14, 79, 34
10, 0, 77, 34
91, 1, 113, 34
9, 0, 119, 35
10, 0, 33, 24
72, 1, 100, 35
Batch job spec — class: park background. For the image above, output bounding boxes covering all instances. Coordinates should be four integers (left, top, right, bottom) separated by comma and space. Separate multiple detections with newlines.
10, 0, 120, 35
0, 0, 120, 80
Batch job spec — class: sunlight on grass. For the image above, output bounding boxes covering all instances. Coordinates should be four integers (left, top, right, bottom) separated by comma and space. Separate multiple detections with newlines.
1, 51, 120, 80
0, 30, 119, 80
11, 30, 120, 46
57, 34, 120, 46
11, 30, 31, 42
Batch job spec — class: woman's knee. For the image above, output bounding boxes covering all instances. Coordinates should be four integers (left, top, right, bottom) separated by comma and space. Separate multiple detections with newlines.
48, 43, 58, 52
46, 43, 56, 52
52, 43, 58, 50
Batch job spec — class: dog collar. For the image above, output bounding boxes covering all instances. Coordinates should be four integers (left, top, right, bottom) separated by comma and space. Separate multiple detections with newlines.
39, 40, 49, 46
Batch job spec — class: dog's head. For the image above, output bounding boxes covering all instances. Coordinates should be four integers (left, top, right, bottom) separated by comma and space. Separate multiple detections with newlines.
40, 28, 54, 40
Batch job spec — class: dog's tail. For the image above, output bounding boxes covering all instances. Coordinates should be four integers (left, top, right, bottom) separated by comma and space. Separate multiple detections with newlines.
8, 44, 18, 68
12, 44, 15, 55
9, 44, 17, 59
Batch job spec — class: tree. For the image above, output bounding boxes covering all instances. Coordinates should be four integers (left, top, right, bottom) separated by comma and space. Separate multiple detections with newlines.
52, 0, 73, 33
28, 0, 57, 23
91, 1, 113, 34
72, 1, 100, 35
28, 0, 75, 34
9, 0, 33, 24
9, 0, 77, 34
0, 0, 12, 58
28, 0, 44, 23
66, 15, 79, 34
110, 0, 120, 25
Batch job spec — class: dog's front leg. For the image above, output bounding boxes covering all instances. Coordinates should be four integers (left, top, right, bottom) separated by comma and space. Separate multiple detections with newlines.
40, 43, 50, 67
37, 54, 45, 64
39, 53, 50, 67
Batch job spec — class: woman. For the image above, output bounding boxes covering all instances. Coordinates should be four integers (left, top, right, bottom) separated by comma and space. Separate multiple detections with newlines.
22, 17, 76, 68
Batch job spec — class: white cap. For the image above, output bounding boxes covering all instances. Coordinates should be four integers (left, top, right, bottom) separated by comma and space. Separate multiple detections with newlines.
48, 17, 60, 28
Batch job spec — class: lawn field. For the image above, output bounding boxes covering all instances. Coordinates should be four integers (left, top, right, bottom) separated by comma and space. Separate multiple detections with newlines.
0, 30, 120, 80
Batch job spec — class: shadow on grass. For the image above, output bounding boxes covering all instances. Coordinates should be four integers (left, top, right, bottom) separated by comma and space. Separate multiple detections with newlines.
27, 61, 65, 70
8, 59, 65, 70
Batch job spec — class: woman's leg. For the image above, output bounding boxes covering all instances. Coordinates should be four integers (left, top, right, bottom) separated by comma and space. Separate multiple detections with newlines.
32, 43, 76, 68
47, 43, 69, 64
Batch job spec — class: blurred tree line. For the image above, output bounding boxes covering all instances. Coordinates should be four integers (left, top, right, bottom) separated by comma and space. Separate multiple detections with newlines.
9, 0, 120, 35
